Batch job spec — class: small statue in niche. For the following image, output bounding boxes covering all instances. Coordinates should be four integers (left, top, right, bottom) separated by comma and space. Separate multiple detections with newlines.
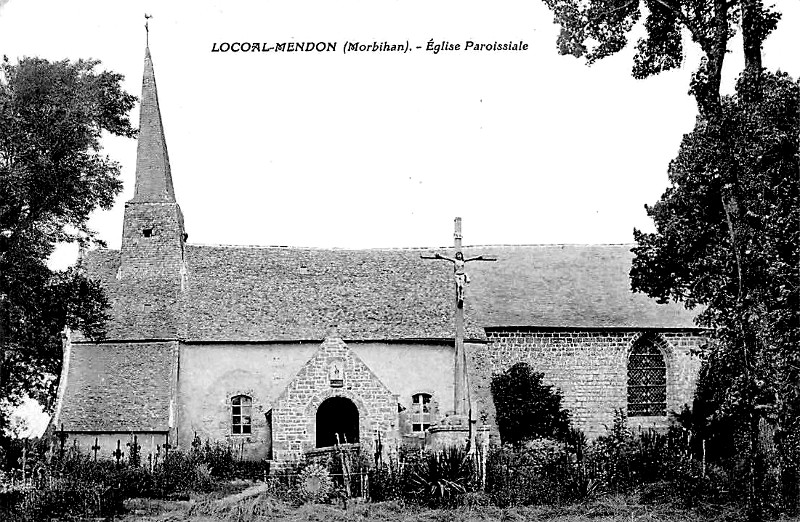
329, 361, 344, 388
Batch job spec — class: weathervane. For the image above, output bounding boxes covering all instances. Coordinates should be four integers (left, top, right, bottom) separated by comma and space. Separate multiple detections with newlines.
144, 13, 153, 46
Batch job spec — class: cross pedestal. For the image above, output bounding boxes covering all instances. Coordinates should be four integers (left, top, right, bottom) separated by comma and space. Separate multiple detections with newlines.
422, 217, 496, 451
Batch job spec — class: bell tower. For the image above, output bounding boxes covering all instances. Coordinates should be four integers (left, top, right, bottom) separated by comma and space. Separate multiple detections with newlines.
119, 46, 187, 338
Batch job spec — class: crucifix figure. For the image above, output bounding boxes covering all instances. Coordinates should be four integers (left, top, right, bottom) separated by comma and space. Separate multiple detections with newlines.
422, 217, 496, 417
425, 250, 495, 307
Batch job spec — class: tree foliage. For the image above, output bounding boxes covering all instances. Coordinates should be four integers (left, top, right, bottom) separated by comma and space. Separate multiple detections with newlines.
0, 57, 136, 426
490, 362, 571, 446
541, 0, 797, 515
633, 70, 799, 516
541, 0, 781, 115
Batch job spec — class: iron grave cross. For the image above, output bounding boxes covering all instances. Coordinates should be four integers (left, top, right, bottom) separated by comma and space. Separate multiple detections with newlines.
422, 217, 496, 416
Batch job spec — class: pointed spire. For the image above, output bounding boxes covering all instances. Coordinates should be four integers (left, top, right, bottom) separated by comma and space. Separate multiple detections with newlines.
132, 46, 176, 203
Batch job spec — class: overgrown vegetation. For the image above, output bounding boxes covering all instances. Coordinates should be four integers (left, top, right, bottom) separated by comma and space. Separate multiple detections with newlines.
539, 2, 799, 519
0, 437, 268, 520
486, 413, 732, 511
490, 362, 571, 446
0, 419, 781, 521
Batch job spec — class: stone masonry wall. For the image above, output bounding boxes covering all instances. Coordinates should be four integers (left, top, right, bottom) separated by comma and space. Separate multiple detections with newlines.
271, 338, 398, 462
470, 329, 705, 439
120, 202, 185, 281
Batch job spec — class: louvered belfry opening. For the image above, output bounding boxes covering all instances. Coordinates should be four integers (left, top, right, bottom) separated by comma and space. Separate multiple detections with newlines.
627, 337, 667, 416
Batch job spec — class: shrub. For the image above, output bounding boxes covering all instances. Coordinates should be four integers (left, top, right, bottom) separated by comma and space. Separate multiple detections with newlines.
368, 464, 404, 502
486, 438, 587, 506
586, 415, 733, 507
490, 362, 571, 446
198, 440, 236, 479
589, 409, 635, 492
407, 446, 475, 507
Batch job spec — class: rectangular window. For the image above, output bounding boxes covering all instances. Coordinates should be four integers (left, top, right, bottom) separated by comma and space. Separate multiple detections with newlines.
411, 393, 432, 432
231, 395, 252, 435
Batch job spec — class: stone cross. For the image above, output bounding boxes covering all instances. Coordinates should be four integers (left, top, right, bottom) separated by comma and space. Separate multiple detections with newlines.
163, 433, 172, 457
112, 440, 124, 466
56, 424, 68, 460
127, 435, 140, 466
91, 437, 101, 462
422, 217, 496, 416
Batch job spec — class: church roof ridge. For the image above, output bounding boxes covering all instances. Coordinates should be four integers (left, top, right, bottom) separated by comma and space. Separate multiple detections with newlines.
185, 243, 448, 251
458, 243, 634, 248
182, 242, 635, 251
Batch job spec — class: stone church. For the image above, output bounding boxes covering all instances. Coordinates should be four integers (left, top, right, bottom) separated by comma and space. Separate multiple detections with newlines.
52, 47, 705, 463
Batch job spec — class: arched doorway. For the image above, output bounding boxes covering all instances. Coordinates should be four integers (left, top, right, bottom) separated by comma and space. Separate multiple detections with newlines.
316, 396, 359, 447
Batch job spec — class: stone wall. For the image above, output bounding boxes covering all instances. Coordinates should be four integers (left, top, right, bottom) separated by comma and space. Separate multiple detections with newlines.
469, 329, 705, 439
271, 338, 398, 462
177, 340, 455, 460
120, 201, 185, 281
177, 342, 318, 459
350, 342, 454, 420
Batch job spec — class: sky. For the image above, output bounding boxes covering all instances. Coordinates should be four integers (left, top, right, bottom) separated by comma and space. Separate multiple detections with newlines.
0, 0, 798, 268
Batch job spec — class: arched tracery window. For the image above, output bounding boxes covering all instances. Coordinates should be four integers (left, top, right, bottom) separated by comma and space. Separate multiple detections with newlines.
231, 395, 252, 434
627, 338, 667, 416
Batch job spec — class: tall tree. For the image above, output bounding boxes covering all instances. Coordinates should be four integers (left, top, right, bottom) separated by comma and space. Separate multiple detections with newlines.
540, 0, 798, 516
0, 57, 136, 430
631, 72, 799, 514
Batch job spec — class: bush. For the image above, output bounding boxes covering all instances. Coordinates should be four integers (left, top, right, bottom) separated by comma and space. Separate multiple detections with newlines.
197, 440, 236, 479
368, 446, 478, 507
486, 438, 587, 506
586, 413, 733, 506
408, 446, 476, 507
490, 362, 571, 446
483, 414, 735, 509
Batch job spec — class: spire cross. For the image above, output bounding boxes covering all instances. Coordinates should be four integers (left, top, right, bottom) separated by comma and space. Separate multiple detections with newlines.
421, 217, 496, 417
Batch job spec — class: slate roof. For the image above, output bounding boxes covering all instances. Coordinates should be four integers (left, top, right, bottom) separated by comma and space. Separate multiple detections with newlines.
466, 244, 699, 329
81, 243, 699, 343
132, 47, 176, 203
58, 342, 175, 431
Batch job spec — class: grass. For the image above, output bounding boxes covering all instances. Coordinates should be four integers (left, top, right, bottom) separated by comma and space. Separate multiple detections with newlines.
118, 491, 799, 522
